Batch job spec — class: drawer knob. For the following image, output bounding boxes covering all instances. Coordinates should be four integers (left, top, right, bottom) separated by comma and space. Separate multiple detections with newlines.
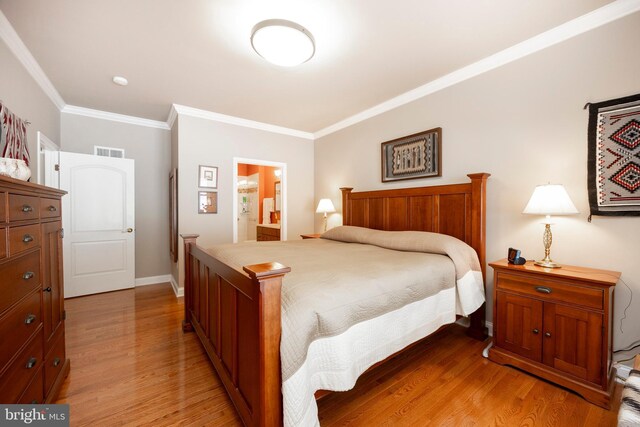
26, 357, 37, 369
532, 328, 539, 334
535, 286, 552, 294
53, 357, 61, 367
22, 234, 34, 243
44, 287, 52, 292
23, 271, 34, 280
22, 204, 33, 213
48, 205, 57, 212
24, 314, 37, 324
545, 332, 552, 338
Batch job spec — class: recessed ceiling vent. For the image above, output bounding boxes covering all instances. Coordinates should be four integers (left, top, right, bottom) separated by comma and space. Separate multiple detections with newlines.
94, 146, 125, 158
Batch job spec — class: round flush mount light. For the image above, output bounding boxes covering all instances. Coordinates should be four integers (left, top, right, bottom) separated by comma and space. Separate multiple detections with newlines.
251, 19, 315, 67
112, 76, 128, 86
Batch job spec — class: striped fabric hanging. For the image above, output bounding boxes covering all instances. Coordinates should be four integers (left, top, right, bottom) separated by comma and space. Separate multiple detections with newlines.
0, 102, 30, 166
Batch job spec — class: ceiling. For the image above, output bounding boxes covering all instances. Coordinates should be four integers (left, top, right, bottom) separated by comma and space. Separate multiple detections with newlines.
0, 0, 615, 133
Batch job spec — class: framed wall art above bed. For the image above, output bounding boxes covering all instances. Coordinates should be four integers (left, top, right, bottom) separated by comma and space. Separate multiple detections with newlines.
381, 127, 441, 182
587, 93, 640, 217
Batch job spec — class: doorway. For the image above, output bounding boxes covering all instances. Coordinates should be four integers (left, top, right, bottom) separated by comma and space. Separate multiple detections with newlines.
233, 158, 286, 243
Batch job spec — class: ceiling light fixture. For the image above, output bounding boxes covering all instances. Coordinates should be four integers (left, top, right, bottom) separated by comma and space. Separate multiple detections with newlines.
112, 76, 128, 86
250, 19, 315, 67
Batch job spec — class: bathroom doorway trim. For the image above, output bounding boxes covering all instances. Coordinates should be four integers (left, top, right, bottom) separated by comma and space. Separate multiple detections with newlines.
232, 157, 287, 243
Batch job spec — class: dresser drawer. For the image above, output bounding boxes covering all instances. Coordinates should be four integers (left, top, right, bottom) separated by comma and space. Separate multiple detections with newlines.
44, 328, 65, 397
0, 290, 42, 373
8, 224, 41, 256
0, 227, 6, 260
40, 198, 61, 219
0, 329, 43, 403
8, 194, 39, 222
17, 367, 44, 404
496, 272, 603, 310
0, 250, 41, 314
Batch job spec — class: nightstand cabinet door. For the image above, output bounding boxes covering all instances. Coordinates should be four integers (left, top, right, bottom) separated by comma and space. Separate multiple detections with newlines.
542, 303, 603, 385
495, 292, 543, 362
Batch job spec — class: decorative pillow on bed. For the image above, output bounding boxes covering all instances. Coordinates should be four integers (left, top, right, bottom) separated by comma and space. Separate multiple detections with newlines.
322, 226, 485, 315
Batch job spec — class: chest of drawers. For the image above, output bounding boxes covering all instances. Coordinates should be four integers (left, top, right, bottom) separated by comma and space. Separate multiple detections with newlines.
0, 175, 69, 403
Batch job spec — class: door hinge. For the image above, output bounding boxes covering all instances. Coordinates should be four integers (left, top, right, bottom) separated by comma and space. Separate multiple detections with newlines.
62, 310, 66, 320
54, 164, 60, 172
60, 228, 64, 238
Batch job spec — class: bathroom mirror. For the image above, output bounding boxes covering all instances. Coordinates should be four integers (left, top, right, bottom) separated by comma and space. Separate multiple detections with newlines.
274, 181, 281, 212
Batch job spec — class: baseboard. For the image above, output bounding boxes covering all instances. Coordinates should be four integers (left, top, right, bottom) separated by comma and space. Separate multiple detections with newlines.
170, 276, 184, 297
616, 362, 632, 383
135, 274, 172, 287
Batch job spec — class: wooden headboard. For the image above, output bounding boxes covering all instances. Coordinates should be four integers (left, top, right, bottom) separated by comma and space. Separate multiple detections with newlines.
340, 173, 490, 279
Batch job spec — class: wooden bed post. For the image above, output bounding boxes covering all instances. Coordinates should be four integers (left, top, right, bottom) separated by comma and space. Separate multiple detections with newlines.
181, 234, 199, 333
466, 173, 490, 341
244, 262, 291, 427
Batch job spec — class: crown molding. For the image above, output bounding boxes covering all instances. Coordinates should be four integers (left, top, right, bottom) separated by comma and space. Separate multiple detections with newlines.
172, 104, 314, 140
167, 104, 178, 128
314, 0, 640, 139
0, 9, 66, 110
62, 105, 171, 130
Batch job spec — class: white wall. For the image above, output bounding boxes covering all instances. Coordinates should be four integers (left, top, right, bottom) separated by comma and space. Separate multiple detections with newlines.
175, 115, 314, 289
61, 113, 172, 279
315, 13, 640, 350
0, 38, 60, 174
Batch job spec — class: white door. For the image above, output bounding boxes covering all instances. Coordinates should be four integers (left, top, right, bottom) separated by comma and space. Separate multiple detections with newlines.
59, 152, 135, 298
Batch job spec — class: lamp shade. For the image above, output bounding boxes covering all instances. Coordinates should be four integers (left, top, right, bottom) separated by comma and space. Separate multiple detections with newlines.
316, 199, 335, 214
523, 184, 578, 215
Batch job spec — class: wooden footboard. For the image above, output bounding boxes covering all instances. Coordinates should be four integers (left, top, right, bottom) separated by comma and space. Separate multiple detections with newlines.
181, 234, 290, 427
181, 173, 489, 427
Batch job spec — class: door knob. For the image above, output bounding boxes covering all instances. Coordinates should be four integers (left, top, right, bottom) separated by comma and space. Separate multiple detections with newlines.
532, 329, 539, 334
545, 332, 552, 338
127, 228, 133, 233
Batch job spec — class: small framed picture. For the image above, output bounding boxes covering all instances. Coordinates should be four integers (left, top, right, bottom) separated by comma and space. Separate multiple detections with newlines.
198, 191, 218, 214
198, 165, 218, 188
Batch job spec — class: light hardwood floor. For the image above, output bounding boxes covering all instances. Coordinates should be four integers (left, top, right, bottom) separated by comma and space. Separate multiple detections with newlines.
56, 283, 621, 426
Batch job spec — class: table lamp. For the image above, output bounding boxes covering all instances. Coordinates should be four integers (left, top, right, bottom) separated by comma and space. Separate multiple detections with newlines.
316, 199, 335, 232
523, 184, 578, 268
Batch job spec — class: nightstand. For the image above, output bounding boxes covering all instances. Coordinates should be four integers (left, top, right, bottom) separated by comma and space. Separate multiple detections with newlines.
488, 259, 620, 409
300, 233, 322, 239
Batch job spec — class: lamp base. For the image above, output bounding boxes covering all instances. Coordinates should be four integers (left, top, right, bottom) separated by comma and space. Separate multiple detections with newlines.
534, 259, 562, 268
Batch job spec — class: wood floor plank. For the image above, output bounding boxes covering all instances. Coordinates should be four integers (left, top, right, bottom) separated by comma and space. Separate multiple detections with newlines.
56, 284, 621, 426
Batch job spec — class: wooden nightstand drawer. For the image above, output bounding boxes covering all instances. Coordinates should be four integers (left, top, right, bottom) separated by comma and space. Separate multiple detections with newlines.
8, 194, 39, 222
8, 224, 41, 257
496, 271, 603, 310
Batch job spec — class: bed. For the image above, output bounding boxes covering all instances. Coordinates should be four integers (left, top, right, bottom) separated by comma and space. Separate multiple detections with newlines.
181, 173, 489, 426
